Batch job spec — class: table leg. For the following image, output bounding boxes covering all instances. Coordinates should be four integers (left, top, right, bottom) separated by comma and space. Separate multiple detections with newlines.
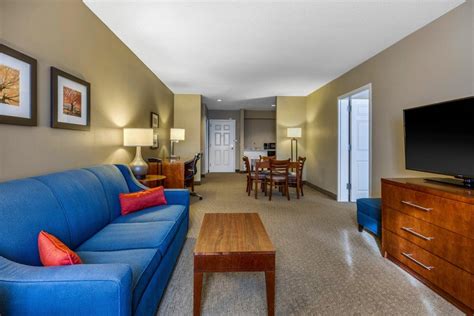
265, 270, 275, 316
194, 272, 203, 316
255, 179, 259, 199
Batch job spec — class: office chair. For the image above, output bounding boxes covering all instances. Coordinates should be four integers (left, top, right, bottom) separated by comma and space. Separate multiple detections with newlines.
185, 153, 203, 200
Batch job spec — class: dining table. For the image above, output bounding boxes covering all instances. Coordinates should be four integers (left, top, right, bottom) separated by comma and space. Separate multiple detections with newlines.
251, 160, 301, 199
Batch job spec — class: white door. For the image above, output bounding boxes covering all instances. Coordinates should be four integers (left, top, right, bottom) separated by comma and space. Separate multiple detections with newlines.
338, 85, 371, 202
350, 98, 370, 201
209, 119, 236, 173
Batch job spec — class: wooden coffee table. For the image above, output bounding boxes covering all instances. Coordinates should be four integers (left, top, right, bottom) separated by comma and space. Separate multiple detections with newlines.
193, 213, 276, 316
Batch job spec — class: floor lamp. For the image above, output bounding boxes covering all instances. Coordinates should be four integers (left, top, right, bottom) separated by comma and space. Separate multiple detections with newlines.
287, 127, 302, 162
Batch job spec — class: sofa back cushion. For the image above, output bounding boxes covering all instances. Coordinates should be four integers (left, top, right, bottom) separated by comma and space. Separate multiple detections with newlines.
85, 165, 130, 221
35, 169, 110, 248
0, 179, 70, 266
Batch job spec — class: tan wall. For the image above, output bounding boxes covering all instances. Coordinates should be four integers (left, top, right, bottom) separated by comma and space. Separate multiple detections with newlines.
200, 103, 208, 175
174, 94, 202, 181
0, 0, 174, 181
306, 1, 473, 196
243, 119, 276, 149
276, 97, 306, 166
244, 110, 276, 120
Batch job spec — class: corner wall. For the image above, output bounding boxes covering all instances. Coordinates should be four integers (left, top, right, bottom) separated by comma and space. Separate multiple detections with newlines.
276, 96, 306, 178
174, 94, 202, 181
0, 0, 174, 181
306, 0, 473, 196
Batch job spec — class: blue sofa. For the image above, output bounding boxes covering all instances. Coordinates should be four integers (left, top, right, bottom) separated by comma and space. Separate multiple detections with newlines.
0, 164, 189, 316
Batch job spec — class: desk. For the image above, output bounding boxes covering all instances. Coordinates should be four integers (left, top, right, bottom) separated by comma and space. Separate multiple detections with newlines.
149, 159, 190, 189
139, 175, 166, 188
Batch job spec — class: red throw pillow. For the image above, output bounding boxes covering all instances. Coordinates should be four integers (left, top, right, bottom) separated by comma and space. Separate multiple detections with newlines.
38, 231, 82, 266
119, 186, 167, 215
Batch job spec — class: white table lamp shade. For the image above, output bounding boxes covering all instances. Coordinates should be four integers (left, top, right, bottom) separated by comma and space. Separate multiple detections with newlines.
287, 127, 302, 138
123, 128, 154, 147
170, 128, 185, 141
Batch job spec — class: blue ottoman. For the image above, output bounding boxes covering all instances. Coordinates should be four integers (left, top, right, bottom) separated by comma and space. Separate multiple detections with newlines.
356, 198, 382, 237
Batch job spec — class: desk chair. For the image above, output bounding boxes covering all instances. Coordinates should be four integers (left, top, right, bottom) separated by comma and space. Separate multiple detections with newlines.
185, 153, 203, 200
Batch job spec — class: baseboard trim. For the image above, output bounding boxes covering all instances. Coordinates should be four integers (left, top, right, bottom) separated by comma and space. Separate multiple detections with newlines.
304, 181, 337, 200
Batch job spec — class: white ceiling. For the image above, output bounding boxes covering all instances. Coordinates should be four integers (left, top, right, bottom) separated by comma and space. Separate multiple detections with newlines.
84, 0, 464, 110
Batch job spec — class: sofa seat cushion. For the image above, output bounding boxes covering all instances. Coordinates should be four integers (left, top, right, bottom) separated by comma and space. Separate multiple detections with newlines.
76, 222, 177, 256
356, 198, 382, 220
77, 248, 161, 311
113, 205, 187, 225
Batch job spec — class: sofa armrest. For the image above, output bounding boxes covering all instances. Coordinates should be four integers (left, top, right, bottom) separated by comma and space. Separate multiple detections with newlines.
115, 164, 148, 192
164, 189, 190, 207
0, 256, 132, 316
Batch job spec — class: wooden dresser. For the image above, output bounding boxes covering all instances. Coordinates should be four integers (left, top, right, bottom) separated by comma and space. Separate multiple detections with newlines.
381, 178, 474, 314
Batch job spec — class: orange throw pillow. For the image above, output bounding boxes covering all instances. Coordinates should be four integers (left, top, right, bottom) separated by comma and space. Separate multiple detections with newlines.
38, 231, 82, 266
119, 186, 167, 216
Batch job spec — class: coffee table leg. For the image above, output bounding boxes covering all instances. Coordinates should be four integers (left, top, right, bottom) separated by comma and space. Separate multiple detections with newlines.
194, 272, 203, 316
265, 270, 275, 316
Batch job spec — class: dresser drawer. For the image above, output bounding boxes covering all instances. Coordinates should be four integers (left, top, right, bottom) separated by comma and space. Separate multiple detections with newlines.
383, 207, 474, 274
382, 183, 474, 239
384, 230, 474, 309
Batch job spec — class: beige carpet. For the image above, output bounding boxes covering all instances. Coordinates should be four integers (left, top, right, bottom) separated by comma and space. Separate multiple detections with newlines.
157, 173, 461, 315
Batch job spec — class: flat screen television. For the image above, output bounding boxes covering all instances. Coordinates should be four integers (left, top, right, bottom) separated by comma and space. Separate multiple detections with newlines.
404, 96, 474, 188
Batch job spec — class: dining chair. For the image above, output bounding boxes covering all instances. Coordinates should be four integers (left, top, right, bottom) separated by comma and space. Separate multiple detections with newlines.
265, 158, 290, 201
259, 155, 276, 161
243, 156, 266, 199
289, 156, 306, 199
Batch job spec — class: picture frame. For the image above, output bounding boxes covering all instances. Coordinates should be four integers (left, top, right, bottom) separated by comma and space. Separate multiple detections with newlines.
0, 44, 37, 126
150, 111, 159, 149
51, 67, 90, 131
151, 111, 159, 128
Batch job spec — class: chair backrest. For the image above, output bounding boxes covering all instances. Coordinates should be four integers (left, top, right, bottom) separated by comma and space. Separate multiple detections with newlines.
242, 156, 251, 176
185, 153, 201, 179
297, 156, 306, 179
269, 158, 290, 178
259, 155, 276, 161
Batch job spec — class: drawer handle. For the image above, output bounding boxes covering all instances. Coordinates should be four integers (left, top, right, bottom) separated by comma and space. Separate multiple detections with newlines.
401, 227, 434, 241
402, 252, 434, 271
401, 200, 433, 212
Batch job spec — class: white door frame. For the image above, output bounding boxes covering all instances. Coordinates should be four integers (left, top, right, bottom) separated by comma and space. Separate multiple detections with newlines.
337, 83, 372, 202
209, 119, 236, 173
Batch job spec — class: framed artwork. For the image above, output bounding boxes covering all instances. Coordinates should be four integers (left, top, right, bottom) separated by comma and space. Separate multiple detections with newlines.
0, 44, 37, 126
150, 111, 159, 149
51, 67, 90, 131
151, 132, 159, 149
151, 111, 159, 128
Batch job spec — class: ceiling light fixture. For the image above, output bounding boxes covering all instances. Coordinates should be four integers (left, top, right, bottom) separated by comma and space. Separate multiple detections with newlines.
217, 99, 222, 102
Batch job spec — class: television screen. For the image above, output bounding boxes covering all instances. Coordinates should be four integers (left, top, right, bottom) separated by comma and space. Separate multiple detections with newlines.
404, 96, 474, 179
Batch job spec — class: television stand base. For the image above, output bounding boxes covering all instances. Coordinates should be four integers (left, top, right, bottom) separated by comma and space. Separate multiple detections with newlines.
425, 177, 474, 189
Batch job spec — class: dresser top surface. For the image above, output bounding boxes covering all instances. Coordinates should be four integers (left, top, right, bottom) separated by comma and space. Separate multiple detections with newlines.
382, 178, 474, 204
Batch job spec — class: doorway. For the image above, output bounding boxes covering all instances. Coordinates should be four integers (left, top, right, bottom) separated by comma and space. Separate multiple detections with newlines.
209, 119, 236, 173
337, 84, 371, 202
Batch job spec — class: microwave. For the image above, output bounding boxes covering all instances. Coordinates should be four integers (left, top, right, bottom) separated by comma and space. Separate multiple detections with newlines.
264, 143, 276, 149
